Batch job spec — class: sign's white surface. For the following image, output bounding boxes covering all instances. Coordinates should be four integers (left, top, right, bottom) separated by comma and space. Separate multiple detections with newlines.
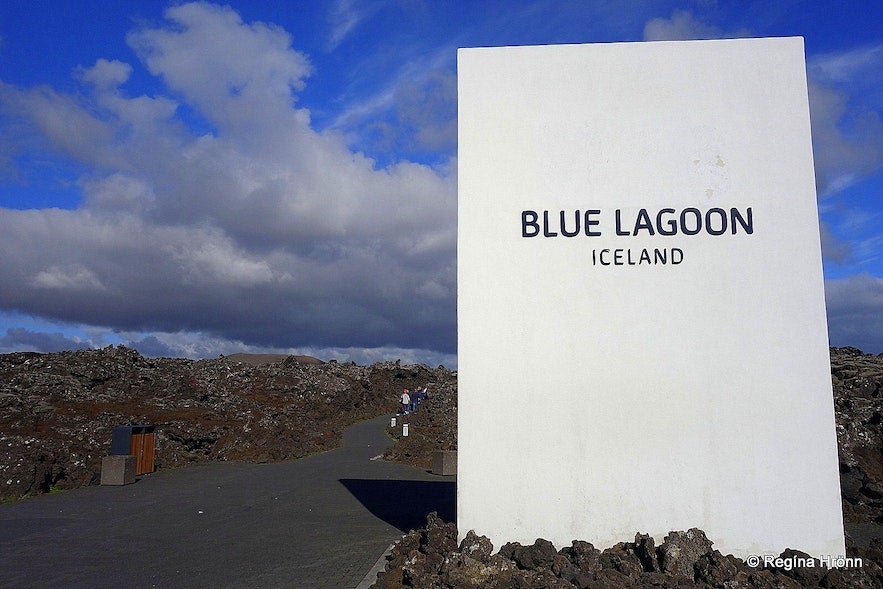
457, 37, 845, 558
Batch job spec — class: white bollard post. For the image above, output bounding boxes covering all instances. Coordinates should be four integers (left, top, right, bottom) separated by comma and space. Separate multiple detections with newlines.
402, 423, 409, 437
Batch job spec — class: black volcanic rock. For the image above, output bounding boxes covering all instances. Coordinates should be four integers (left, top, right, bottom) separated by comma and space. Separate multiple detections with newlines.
657, 528, 713, 578
830, 347, 883, 526
510, 538, 558, 570
370, 519, 883, 588
383, 375, 457, 467
0, 346, 454, 501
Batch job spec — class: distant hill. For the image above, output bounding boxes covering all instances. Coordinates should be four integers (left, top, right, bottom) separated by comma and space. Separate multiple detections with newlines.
224, 353, 323, 365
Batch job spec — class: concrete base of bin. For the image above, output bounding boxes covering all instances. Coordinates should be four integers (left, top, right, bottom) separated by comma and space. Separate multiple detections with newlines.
431, 450, 457, 476
101, 455, 136, 486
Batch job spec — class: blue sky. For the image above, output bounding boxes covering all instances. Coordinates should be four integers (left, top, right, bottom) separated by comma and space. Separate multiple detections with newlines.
0, 0, 881, 365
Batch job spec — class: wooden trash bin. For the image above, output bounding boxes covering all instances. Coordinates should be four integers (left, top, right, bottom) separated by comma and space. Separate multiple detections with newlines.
111, 425, 156, 475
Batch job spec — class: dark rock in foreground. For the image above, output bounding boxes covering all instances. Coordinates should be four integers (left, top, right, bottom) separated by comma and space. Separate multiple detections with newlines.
831, 347, 883, 527
370, 514, 883, 589
0, 345, 455, 501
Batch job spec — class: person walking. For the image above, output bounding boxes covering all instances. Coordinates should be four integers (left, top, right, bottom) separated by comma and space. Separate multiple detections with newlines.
400, 388, 411, 414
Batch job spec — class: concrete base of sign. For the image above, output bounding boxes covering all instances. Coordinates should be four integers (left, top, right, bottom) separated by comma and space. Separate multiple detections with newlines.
101, 455, 136, 486
432, 451, 457, 476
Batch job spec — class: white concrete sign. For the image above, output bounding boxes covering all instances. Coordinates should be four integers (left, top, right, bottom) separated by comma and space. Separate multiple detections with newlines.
457, 37, 845, 559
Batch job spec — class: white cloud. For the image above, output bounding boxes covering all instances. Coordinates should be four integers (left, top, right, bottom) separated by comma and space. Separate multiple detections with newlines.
643, 9, 749, 41
807, 78, 883, 196
0, 3, 456, 360
127, 3, 313, 135
0, 82, 120, 169
77, 58, 133, 88
327, 42, 458, 154
809, 44, 883, 87
169, 236, 277, 287
327, 0, 382, 51
850, 234, 883, 269
115, 329, 458, 367
806, 45, 883, 197
121, 330, 275, 359
818, 221, 851, 264
394, 68, 457, 153
32, 265, 105, 291
302, 344, 457, 368
81, 173, 156, 213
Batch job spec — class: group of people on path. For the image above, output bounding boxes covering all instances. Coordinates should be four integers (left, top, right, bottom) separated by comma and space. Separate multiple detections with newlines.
400, 386, 428, 414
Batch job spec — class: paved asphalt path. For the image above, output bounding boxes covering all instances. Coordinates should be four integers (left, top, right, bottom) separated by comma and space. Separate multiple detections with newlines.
0, 414, 455, 589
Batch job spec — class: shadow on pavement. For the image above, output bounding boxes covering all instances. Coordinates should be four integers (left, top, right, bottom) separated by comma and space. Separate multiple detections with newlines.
340, 478, 456, 533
